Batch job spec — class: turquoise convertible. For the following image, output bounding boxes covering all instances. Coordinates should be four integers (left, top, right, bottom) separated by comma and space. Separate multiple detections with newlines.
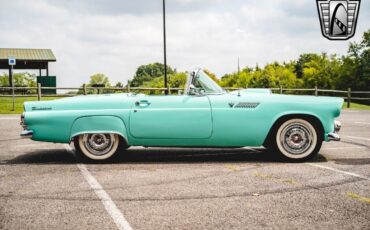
20, 69, 343, 162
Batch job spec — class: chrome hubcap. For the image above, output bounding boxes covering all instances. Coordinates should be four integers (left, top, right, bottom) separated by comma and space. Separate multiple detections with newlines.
280, 123, 312, 155
83, 133, 115, 156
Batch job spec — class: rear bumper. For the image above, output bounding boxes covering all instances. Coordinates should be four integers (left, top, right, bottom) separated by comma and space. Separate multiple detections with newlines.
20, 129, 33, 138
328, 120, 341, 142
20, 112, 33, 138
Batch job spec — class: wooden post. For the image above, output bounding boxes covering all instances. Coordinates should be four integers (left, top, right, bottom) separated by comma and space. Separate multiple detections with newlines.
347, 88, 351, 108
46, 63, 49, 77
83, 84, 87, 95
37, 83, 41, 101
280, 85, 283, 94
314, 86, 318, 96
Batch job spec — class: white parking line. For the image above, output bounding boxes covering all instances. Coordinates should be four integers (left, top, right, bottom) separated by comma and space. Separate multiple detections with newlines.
64, 145, 133, 230
355, 122, 370, 125
323, 146, 366, 150
0, 117, 18, 120
344, 136, 370, 141
307, 163, 370, 181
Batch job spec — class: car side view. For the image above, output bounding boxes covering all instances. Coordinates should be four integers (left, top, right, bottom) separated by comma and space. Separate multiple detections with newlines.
20, 69, 343, 162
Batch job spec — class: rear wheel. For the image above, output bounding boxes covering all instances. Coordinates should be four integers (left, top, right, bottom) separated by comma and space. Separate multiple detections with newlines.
271, 118, 322, 162
74, 133, 121, 161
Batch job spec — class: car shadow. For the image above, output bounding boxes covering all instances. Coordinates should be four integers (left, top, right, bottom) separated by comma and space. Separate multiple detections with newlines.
2, 149, 76, 165
3, 147, 328, 165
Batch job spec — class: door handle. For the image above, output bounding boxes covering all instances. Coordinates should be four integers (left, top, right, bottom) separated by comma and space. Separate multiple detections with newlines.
135, 100, 151, 107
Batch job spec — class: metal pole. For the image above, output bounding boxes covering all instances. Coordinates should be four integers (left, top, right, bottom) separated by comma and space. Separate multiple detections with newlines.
163, 0, 168, 95
9, 67, 12, 87
11, 65, 15, 111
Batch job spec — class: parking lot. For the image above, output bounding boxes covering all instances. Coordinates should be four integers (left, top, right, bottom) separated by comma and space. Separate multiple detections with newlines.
0, 110, 369, 230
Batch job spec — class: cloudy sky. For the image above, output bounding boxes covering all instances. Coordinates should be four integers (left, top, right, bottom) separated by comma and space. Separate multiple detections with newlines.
0, 0, 369, 86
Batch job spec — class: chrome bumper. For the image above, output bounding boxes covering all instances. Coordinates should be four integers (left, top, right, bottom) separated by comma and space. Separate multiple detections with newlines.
328, 120, 341, 141
328, 132, 340, 141
20, 129, 33, 138
20, 112, 33, 138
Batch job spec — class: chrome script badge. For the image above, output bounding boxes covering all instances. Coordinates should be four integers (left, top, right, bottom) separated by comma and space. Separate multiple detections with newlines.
316, 0, 361, 40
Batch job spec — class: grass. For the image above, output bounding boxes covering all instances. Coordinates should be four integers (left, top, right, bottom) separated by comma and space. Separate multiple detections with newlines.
1, 96, 370, 114
0, 96, 59, 114
342, 102, 370, 110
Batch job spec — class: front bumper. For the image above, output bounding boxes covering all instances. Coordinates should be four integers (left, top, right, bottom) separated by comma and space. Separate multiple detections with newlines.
328, 120, 341, 141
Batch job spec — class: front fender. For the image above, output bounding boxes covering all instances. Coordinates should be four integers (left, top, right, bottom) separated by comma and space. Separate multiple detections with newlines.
270, 111, 333, 141
70, 116, 128, 143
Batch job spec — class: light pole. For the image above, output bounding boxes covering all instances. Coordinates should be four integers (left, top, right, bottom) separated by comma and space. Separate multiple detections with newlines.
163, 0, 168, 95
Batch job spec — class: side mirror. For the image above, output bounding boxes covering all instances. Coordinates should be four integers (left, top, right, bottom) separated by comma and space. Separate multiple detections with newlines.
189, 84, 204, 96
189, 84, 197, 95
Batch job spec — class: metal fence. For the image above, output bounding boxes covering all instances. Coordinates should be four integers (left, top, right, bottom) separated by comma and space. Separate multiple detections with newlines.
1, 84, 370, 110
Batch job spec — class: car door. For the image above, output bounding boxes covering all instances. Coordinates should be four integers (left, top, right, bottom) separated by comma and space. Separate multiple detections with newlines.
129, 95, 212, 139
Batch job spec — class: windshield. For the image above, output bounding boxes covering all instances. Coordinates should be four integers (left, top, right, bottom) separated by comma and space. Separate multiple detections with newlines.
192, 70, 224, 94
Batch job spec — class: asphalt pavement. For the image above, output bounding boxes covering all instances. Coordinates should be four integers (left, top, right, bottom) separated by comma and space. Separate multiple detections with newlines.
0, 110, 369, 230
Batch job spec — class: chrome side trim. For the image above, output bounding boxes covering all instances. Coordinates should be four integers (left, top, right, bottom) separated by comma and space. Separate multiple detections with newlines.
20, 130, 33, 138
328, 132, 340, 141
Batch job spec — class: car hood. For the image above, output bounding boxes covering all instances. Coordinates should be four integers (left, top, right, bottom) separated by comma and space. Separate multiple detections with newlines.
233, 92, 344, 117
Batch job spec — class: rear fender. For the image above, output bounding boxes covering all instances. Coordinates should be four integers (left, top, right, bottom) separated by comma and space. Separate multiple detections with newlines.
70, 116, 128, 143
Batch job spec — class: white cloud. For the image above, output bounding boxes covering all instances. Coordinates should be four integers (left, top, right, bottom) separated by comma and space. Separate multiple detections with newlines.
0, 0, 368, 86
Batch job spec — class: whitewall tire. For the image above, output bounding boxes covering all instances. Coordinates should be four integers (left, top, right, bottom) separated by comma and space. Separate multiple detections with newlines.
273, 118, 321, 161
75, 133, 120, 161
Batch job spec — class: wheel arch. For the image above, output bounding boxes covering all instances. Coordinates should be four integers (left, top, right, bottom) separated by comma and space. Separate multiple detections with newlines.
263, 113, 325, 147
70, 115, 129, 144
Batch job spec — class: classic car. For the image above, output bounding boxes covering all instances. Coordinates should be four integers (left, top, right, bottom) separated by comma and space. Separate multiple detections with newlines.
20, 69, 343, 162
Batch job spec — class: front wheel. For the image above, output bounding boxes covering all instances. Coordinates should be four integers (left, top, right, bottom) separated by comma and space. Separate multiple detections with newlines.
271, 118, 322, 162
74, 133, 121, 161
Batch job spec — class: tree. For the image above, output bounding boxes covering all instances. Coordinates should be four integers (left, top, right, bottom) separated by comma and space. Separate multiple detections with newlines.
140, 72, 187, 94
203, 69, 219, 83
89, 73, 110, 86
130, 63, 174, 87
336, 29, 370, 90
301, 53, 341, 89
0, 72, 36, 87
115, 82, 124, 88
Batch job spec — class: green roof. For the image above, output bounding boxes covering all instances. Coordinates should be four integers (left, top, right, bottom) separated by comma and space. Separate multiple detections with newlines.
0, 48, 56, 61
